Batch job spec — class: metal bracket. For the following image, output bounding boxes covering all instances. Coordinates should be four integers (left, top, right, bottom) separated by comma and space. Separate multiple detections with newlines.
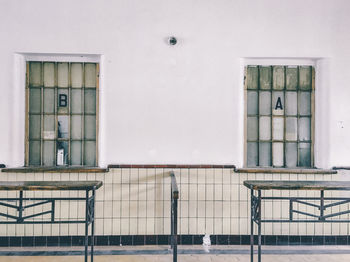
252, 195, 260, 223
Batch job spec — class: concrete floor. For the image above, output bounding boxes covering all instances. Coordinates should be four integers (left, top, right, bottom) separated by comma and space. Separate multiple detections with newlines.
1, 246, 350, 262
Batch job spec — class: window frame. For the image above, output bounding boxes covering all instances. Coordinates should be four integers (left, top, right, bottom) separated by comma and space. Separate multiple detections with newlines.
24, 61, 100, 167
244, 65, 315, 168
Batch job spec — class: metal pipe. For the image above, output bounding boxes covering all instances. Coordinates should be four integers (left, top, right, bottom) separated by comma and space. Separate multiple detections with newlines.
250, 188, 254, 262
91, 188, 95, 262
320, 190, 324, 221
84, 190, 89, 262
258, 190, 261, 262
18, 191, 23, 223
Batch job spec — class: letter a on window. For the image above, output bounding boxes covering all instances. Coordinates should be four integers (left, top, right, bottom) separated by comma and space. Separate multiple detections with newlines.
275, 97, 283, 110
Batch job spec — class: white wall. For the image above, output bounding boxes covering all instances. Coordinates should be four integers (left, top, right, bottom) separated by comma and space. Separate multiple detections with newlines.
0, 0, 349, 168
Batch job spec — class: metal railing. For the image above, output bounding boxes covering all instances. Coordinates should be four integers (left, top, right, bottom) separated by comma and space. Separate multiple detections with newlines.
170, 171, 179, 262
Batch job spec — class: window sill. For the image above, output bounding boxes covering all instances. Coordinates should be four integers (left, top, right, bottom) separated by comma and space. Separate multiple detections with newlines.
1, 166, 108, 173
236, 167, 337, 174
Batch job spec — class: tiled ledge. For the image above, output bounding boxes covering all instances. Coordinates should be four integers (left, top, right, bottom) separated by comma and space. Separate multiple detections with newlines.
0, 164, 236, 173
0, 164, 338, 174
108, 164, 236, 169
236, 168, 337, 174
333, 166, 350, 170
1, 166, 108, 173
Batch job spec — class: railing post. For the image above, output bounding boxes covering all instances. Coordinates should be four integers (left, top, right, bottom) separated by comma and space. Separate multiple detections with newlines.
170, 171, 179, 262
17, 191, 23, 223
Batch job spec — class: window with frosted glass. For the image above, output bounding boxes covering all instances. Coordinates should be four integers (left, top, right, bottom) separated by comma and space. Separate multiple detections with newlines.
26, 62, 98, 166
245, 65, 313, 168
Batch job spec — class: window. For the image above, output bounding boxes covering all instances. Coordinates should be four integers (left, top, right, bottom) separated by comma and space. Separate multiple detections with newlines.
245, 65, 314, 168
26, 62, 99, 166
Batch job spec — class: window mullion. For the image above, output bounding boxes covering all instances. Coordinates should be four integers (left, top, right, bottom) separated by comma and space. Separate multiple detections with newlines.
40, 62, 44, 166
257, 66, 260, 166
68, 63, 72, 166
54, 62, 58, 166
311, 67, 315, 167
283, 66, 286, 168
270, 66, 273, 167
25, 63, 30, 166
95, 64, 99, 166
82, 63, 85, 165
297, 66, 300, 166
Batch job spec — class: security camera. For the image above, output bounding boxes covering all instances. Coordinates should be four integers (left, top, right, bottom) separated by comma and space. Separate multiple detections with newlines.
168, 37, 177, 45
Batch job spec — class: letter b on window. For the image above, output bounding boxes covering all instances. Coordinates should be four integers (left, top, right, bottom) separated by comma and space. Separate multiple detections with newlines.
59, 94, 68, 107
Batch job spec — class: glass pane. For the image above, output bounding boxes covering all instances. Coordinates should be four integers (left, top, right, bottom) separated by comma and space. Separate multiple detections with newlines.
29, 115, 41, 139
84, 115, 96, 139
58, 63, 69, 87
58, 115, 69, 138
85, 64, 96, 88
43, 141, 55, 166
29, 88, 41, 113
259, 116, 271, 140
259, 142, 271, 167
272, 117, 284, 140
272, 66, 285, 90
43, 63, 55, 87
43, 88, 55, 113
247, 142, 258, 167
286, 142, 297, 168
285, 91, 297, 116
286, 117, 297, 141
57, 141, 68, 166
84, 141, 96, 166
71, 115, 82, 139
247, 66, 258, 90
272, 91, 284, 116
272, 142, 284, 167
247, 117, 258, 141
299, 66, 312, 90
259, 91, 271, 115
71, 89, 82, 114
71, 141, 82, 165
299, 143, 311, 167
259, 67, 271, 90
286, 67, 298, 90
299, 92, 311, 116
298, 117, 311, 141
84, 89, 96, 114
71, 63, 83, 88
58, 88, 69, 114
43, 115, 55, 132
43, 115, 55, 140
29, 62, 41, 87
29, 141, 41, 165
247, 91, 258, 115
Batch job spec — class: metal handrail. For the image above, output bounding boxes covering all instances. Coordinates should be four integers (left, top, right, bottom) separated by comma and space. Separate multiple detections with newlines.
170, 171, 179, 262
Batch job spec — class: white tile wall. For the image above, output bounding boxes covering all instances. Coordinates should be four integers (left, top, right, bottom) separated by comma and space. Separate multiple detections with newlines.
0, 168, 347, 237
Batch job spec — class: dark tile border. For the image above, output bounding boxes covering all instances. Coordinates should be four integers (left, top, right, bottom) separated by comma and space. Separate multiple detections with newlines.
2, 235, 350, 247
34, 236, 47, 247
21, 237, 34, 247
9, 236, 20, 247
47, 236, 59, 247
108, 236, 120, 245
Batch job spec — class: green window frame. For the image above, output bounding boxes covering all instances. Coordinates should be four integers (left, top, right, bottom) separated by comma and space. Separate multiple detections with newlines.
245, 65, 314, 168
25, 61, 99, 166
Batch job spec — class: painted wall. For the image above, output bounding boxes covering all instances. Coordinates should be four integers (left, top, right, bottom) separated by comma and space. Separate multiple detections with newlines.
0, 0, 349, 168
